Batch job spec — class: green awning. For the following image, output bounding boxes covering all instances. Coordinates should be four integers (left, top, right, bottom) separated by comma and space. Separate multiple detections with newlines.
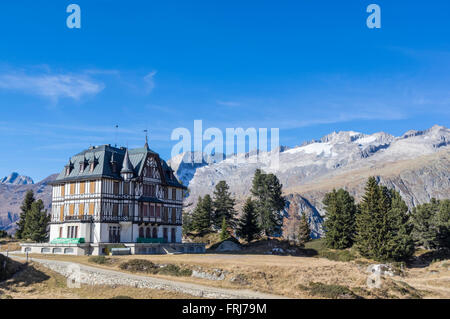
50, 238, 85, 244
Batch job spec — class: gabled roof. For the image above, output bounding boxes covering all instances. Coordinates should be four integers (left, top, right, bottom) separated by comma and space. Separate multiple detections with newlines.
53, 144, 186, 189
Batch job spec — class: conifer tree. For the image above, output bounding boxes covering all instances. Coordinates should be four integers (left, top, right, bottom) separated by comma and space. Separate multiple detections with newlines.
250, 169, 286, 236
15, 190, 35, 239
297, 213, 311, 246
412, 198, 450, 249
436, 199, 450, 249
355, 177, 414, 261
411, 198, 440, 249
23, 199, 50, 243
212, 181, 236, 229
323, 189, 358, 249
191, 195, 213, 234
236, 198, 260, 243
182, 211, 194, 235
220, 216, 230, 241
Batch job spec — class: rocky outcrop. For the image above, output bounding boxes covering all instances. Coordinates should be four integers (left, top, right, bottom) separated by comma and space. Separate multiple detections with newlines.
0, 174, 57, 233
172, 125, 450, 239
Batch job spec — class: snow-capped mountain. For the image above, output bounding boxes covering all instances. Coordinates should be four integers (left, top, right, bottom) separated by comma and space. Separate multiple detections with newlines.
0, 174, 56, 233
0, 172, 34, 185
170, 125, 450, 238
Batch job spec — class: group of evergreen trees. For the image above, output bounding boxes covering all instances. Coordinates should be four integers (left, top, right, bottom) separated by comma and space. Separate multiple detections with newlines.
322, 177, 450, 262
411, 198, 450, 250
186, 169, 286, 243
15, 190, 50, 242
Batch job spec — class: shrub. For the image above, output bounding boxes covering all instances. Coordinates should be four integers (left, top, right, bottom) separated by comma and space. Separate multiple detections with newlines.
88, 256, 108, 265
307, 282, 359, 299
158, 264, 192, 277
110, 295, 133, 299
118, 259, 192, 277
318, 249, 356, 262
119, 259, 158, 273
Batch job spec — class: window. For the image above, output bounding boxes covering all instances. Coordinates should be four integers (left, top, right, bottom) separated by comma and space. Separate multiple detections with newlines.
171, 208, 176, 223
59, 227, 63, 238
150, 204, 155, 217
152, 228, 157, 238
90, 181, 96, 194
172, 188, 177, 200
123, 204, 129, 217
69, 204, 75, 216
112, 204, 118, 217
67, 226, 78, 238
79, 203, 85, 216
123, 182, 129, 195
113, 182, 119, 195
70, 183, 75, 195
89, 203, 95, 215
61, 185, 65, 197
80, 182, 85, 194
139, 227, 144, 237
164, 207, 168, 221
143, 203, 148, 217
156, 205, 161, 218
60, 206, 64, 221
146, 228, 151, 238
164, 187, 168, 199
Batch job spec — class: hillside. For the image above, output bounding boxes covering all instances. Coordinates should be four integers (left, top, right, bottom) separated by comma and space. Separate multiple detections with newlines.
177, 125, 450, 239
0, 174, 57, 233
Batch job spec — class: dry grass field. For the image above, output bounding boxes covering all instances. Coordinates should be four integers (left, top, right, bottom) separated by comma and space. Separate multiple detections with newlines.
0, 260, 200, 299
17, 249, 450, 299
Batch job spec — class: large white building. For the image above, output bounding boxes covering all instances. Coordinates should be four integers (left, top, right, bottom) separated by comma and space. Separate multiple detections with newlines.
22, 141, 205, 255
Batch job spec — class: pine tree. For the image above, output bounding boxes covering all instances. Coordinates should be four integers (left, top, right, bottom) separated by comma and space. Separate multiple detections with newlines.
323, 189, 358, 249
297, 213, 311, 246
15, 190, 35, 239
355, 177, 414, 261
182, 211, 194, 236
220, 216, 230, 241
191, 195, 213, 234
23, 200, 50, 243
236, 198, 260, 243
411, 198, 440, 249
436, 199, 450, 249
250, 169, 286, 236
212, 181, 236, 229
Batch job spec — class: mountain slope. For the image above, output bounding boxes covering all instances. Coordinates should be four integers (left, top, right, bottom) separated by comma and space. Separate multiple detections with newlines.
0, 172, 34, 185
174, 125, 450, 238
0, 174, 57, 233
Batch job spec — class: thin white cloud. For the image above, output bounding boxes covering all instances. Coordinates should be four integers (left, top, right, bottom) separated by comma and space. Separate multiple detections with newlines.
217, 100, 241, 107
144, 70, 157, 94
0, 71, 104, 101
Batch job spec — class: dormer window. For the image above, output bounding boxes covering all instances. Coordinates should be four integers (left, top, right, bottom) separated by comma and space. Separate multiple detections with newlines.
64, 160, 74, 176
89, 156, 98, 172
79, 157, 88, 173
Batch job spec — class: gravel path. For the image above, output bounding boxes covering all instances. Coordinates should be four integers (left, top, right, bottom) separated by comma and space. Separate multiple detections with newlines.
3, 253, 287, 299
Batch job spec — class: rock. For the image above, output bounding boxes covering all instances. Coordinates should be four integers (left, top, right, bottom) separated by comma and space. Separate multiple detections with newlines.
366, 264, 395, 277
229, 274, 249, 286
271, 247, 284, 255
191, 270, 225, 281
216, 241, 242, 252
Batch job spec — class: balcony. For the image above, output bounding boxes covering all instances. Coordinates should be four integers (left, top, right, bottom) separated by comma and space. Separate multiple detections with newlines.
57, 215, 181, 224
135, 216, 182, 225
64, 215, 94, 222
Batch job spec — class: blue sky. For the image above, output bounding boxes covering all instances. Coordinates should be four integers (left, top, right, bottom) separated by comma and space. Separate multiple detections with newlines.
0, 1, 449, 181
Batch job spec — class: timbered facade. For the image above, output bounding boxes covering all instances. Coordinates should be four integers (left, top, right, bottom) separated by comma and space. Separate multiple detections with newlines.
48, 143, 186, 245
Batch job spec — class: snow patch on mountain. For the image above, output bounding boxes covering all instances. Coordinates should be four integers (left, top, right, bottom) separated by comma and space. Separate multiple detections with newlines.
0, 172, 34, 185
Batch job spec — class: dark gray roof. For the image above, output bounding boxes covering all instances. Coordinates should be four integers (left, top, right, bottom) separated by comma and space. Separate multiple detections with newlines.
53, 144, 186, 188
120, 149, 133, 174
